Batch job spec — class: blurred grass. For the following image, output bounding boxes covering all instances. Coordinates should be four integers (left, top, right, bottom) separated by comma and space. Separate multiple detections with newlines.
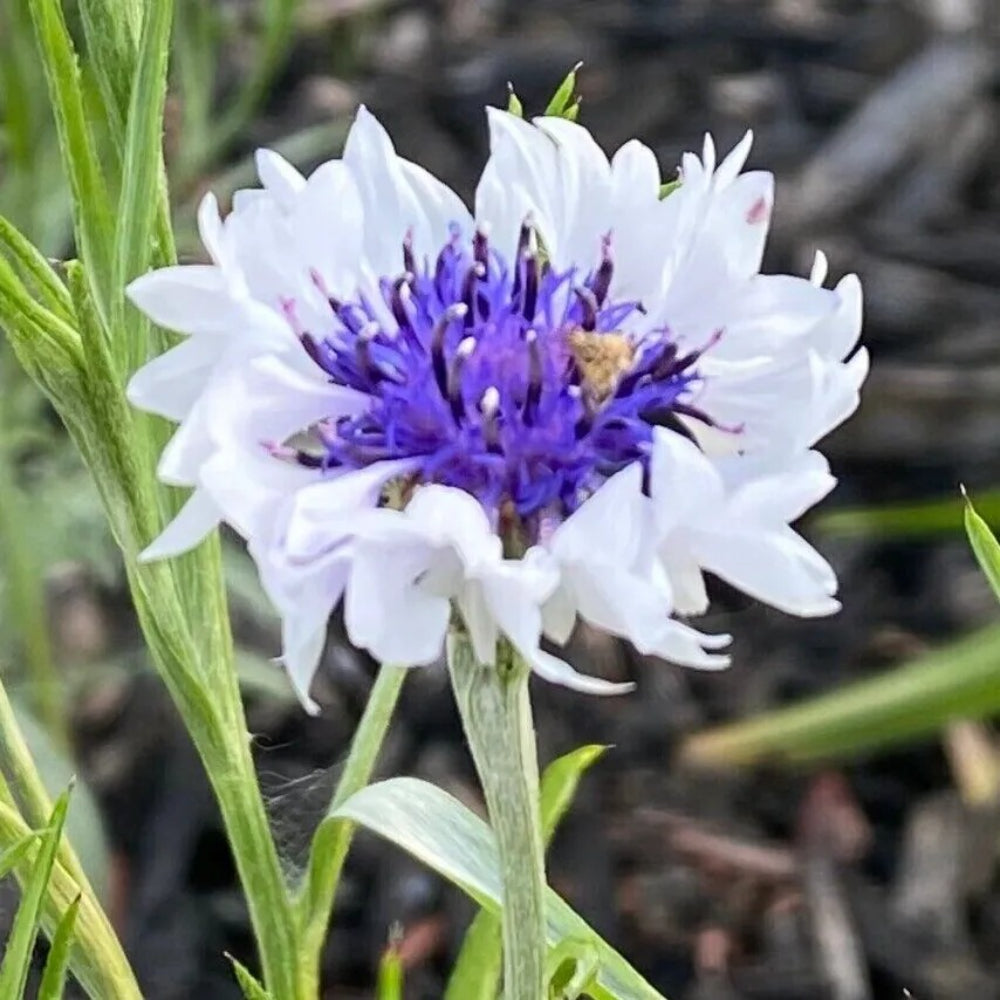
682, 494, 1000, 770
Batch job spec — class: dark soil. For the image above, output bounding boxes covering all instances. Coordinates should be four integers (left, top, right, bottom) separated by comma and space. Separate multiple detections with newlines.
11, 1, 1000, 997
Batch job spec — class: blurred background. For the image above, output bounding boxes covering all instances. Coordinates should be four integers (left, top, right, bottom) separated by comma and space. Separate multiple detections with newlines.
3, 0, 1000, 997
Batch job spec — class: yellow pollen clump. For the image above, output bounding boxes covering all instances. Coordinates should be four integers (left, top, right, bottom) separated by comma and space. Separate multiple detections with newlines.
381, 474, 420, 510
567, 329, 636, 402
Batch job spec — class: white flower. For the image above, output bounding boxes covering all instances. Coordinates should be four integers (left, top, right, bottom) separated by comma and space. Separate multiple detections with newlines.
127, 104, 866, 710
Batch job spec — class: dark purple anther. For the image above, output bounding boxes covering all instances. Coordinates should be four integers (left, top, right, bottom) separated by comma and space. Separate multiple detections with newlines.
461, 263, 485, 328
402, 230, 415, 275
431, 303, 468, 399
592, 234, 614, 305
473, 228, 489, 269
522, 254, 539, 320
523, 330, 543, 424
301, 332, 324, 368
573, 287, 599, 331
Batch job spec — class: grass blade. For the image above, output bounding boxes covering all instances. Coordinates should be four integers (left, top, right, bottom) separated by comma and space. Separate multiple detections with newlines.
37, 892, 81, 1000
0, 786, 72, 999
681, 622, 1000, 768
964, 488, 1000, 603
0, 833, 39, 881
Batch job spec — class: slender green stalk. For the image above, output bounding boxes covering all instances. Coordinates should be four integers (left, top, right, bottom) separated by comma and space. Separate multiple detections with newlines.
299, 664, 408, 957
447, 632, 547, 1000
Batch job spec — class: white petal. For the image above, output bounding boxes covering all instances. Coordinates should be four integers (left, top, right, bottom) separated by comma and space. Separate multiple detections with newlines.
291, 161, 363, 297
542, 582, 577, 644
404, 485, 501, 569
284, 460, 418, 560
127, 336, 223, 420
255, 149, 306, 208
809, 249, 829, 287
650, 428, 724, 534
693, 528, 840, 617
140, 489, 221, 561
346, 538, 450, 664
127, 266, 231, 333
530, 648, 634, 696
713, 131, 754, 189
551, 463, 643, 564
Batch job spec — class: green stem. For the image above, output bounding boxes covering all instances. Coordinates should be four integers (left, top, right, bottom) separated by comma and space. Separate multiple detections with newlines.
447, 632, 547, 1000
124, 558, 307, 1000
298, 664, 408, 959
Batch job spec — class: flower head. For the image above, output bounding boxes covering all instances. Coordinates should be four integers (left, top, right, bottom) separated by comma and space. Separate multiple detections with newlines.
128, 106, 867, 710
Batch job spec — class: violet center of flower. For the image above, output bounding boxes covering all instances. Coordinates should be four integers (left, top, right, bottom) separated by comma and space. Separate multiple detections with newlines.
290, 223, 720, 519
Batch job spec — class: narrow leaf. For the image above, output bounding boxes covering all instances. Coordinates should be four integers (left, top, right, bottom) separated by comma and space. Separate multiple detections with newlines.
540, 745, 607, 837
659, 179, 682, 199
445, 745, 608, 1000
77, 0, 142, 141
964, 488, 1000, 604
333, 777, 666, 1000
37, 892, 81, 1000
226, 953, 273, 1000
681, 622, 1000, 767
27, 0, 116, 319
0, 215, 73, 322
114, 0, 175, 363
0, 786, 73, 999
0, 833, 39, 881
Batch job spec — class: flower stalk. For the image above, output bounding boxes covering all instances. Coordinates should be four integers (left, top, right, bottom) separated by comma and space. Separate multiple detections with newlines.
447, 630, 547, 1000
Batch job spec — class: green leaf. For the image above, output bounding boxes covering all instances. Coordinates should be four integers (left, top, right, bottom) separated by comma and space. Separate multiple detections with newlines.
964, 489, 1000, 604
113, 0, 174, 368
445, 745, 608, 1000
333, 777, 666, 1000
0, 786, 72, 999
544, 63, 583, 119
0, 833, 40, 881
77, 0, 143, 141
0, 215, 73, 323
681, 621, 1000, 767
27, 0, 116, 321
659, 179, 682, 199
37, 892, 81, 1000
226, 953, 273, 1000
539, 745, 607, 837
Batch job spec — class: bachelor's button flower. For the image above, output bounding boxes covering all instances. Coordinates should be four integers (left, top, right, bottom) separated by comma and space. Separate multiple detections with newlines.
126, 106, 867, 710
